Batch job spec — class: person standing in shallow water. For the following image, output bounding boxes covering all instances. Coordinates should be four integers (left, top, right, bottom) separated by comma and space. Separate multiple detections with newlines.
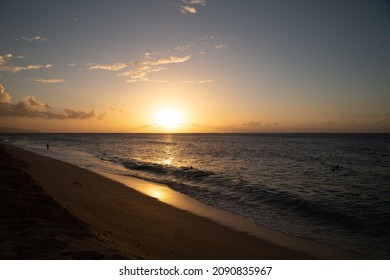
46, 143, 49, 150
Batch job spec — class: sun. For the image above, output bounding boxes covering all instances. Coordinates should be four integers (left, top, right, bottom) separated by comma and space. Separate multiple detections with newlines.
155, 107, 183, 130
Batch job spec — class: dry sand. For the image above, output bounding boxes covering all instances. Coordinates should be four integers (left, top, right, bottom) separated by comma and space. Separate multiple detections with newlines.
0, 144, 369, 259
0, 144, 124, 259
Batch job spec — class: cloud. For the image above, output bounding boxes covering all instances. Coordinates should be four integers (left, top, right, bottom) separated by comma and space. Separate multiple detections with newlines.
180, 6, 197, 14
174, 44, 192, 51
0, 54, 13, 65
21, 36, 47, 42
98, 113, 106, 120
0, 53, 53, 73
242, 120, 263, 127
183, 0, 206, 4
5, 64, 54, 73
88, 63, 128, 71
183, 79, 213, 84
179, 0, 206, 14
199, 79, 213, 84
215, 44, 228, 50
340, 113, 390, 130
0, 84, 95, 120
0, 84, 12, 103
91, 53, 192, 83
107, 106, 123, 113
19, 36, 47, 43
32, 79, 65, 83
64, 108, 95, 119
87, 35, 231, 83
149, 55, 192, 65
98, 106, 124, 119
201, 36, 229, 51
120, 65, 155, 82
341, 113, 390, 119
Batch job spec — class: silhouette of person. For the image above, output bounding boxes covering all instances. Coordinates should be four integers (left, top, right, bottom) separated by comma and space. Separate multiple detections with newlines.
47, 143, 49, 150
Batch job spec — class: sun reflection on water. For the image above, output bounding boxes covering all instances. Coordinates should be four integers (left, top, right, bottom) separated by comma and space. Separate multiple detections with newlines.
160, 134, 175, 166
149, 189, 166, 200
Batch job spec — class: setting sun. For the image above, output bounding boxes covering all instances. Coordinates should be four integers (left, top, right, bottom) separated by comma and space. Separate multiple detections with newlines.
155, 107, 183, 130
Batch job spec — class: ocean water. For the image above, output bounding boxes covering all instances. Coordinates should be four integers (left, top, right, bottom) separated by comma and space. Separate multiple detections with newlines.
2, 133, 390, 258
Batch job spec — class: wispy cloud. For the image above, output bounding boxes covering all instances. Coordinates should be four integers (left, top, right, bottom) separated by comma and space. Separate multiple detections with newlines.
98, 113, 106, 120
88, 63, 128, 71
183, 79, 213, 84
0, 84, 94, 120
95, 105, 124, 121
123, 54, 192, 83
201, 36, 229, 51
173, 36, 230, 55
90, 53, 192, 83
180, 6, 197, 14
183, 0, 206, 4
9, 64, 53, 73
174, 44, 192, 51
199, 79, 213, 84
340, 113, 390, 128
0, 53, 53, 73
215, 44, 228, 50
19, 36, 47, 43
242, 120, 263, 127
1, 64, 53, 73
180, 5, 198, 14
107, 105, 123, 113
119, 64, 158, 82
148, 55, 192, 65
88, 37, 229, 83
341, 113, 390, 119
32, 79, 65, 83
179, 0, 206, 14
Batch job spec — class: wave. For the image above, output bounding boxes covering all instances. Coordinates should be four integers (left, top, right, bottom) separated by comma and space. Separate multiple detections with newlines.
5, 133, 390, 258
99, 154, 389, 237
103, 156, 214, 179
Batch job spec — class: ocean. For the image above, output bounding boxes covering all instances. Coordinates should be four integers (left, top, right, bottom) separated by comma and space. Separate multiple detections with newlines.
2, 133, 390, 258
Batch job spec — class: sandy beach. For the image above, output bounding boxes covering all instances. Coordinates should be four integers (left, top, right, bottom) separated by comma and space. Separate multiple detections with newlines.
0, 144, 369, 260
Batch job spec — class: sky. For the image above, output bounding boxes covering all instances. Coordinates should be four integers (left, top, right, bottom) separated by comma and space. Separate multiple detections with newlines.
0, 0, 389, 133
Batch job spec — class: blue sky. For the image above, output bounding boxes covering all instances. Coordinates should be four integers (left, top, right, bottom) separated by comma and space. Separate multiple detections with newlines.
1, 0, 389, 132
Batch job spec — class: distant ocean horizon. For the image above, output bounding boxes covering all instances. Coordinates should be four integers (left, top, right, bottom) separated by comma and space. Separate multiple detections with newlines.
2, 133, 390, 258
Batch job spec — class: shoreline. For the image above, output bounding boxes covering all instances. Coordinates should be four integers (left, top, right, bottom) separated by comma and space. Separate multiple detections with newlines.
0, 144, 369, 259
99, 172, 369, 259
0, 144, 126, 259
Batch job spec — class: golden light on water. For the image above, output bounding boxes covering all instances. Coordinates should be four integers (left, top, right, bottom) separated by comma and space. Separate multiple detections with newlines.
149, 189, 166, 201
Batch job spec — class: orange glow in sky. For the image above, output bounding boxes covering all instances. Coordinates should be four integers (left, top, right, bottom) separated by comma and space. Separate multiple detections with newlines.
0, 1, 389, 133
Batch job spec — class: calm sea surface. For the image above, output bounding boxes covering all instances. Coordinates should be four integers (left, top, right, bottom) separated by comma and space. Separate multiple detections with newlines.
2, 133, 390, 258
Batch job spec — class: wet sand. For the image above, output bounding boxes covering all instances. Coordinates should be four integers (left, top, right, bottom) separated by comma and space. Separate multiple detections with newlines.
0, 144, 369, 259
